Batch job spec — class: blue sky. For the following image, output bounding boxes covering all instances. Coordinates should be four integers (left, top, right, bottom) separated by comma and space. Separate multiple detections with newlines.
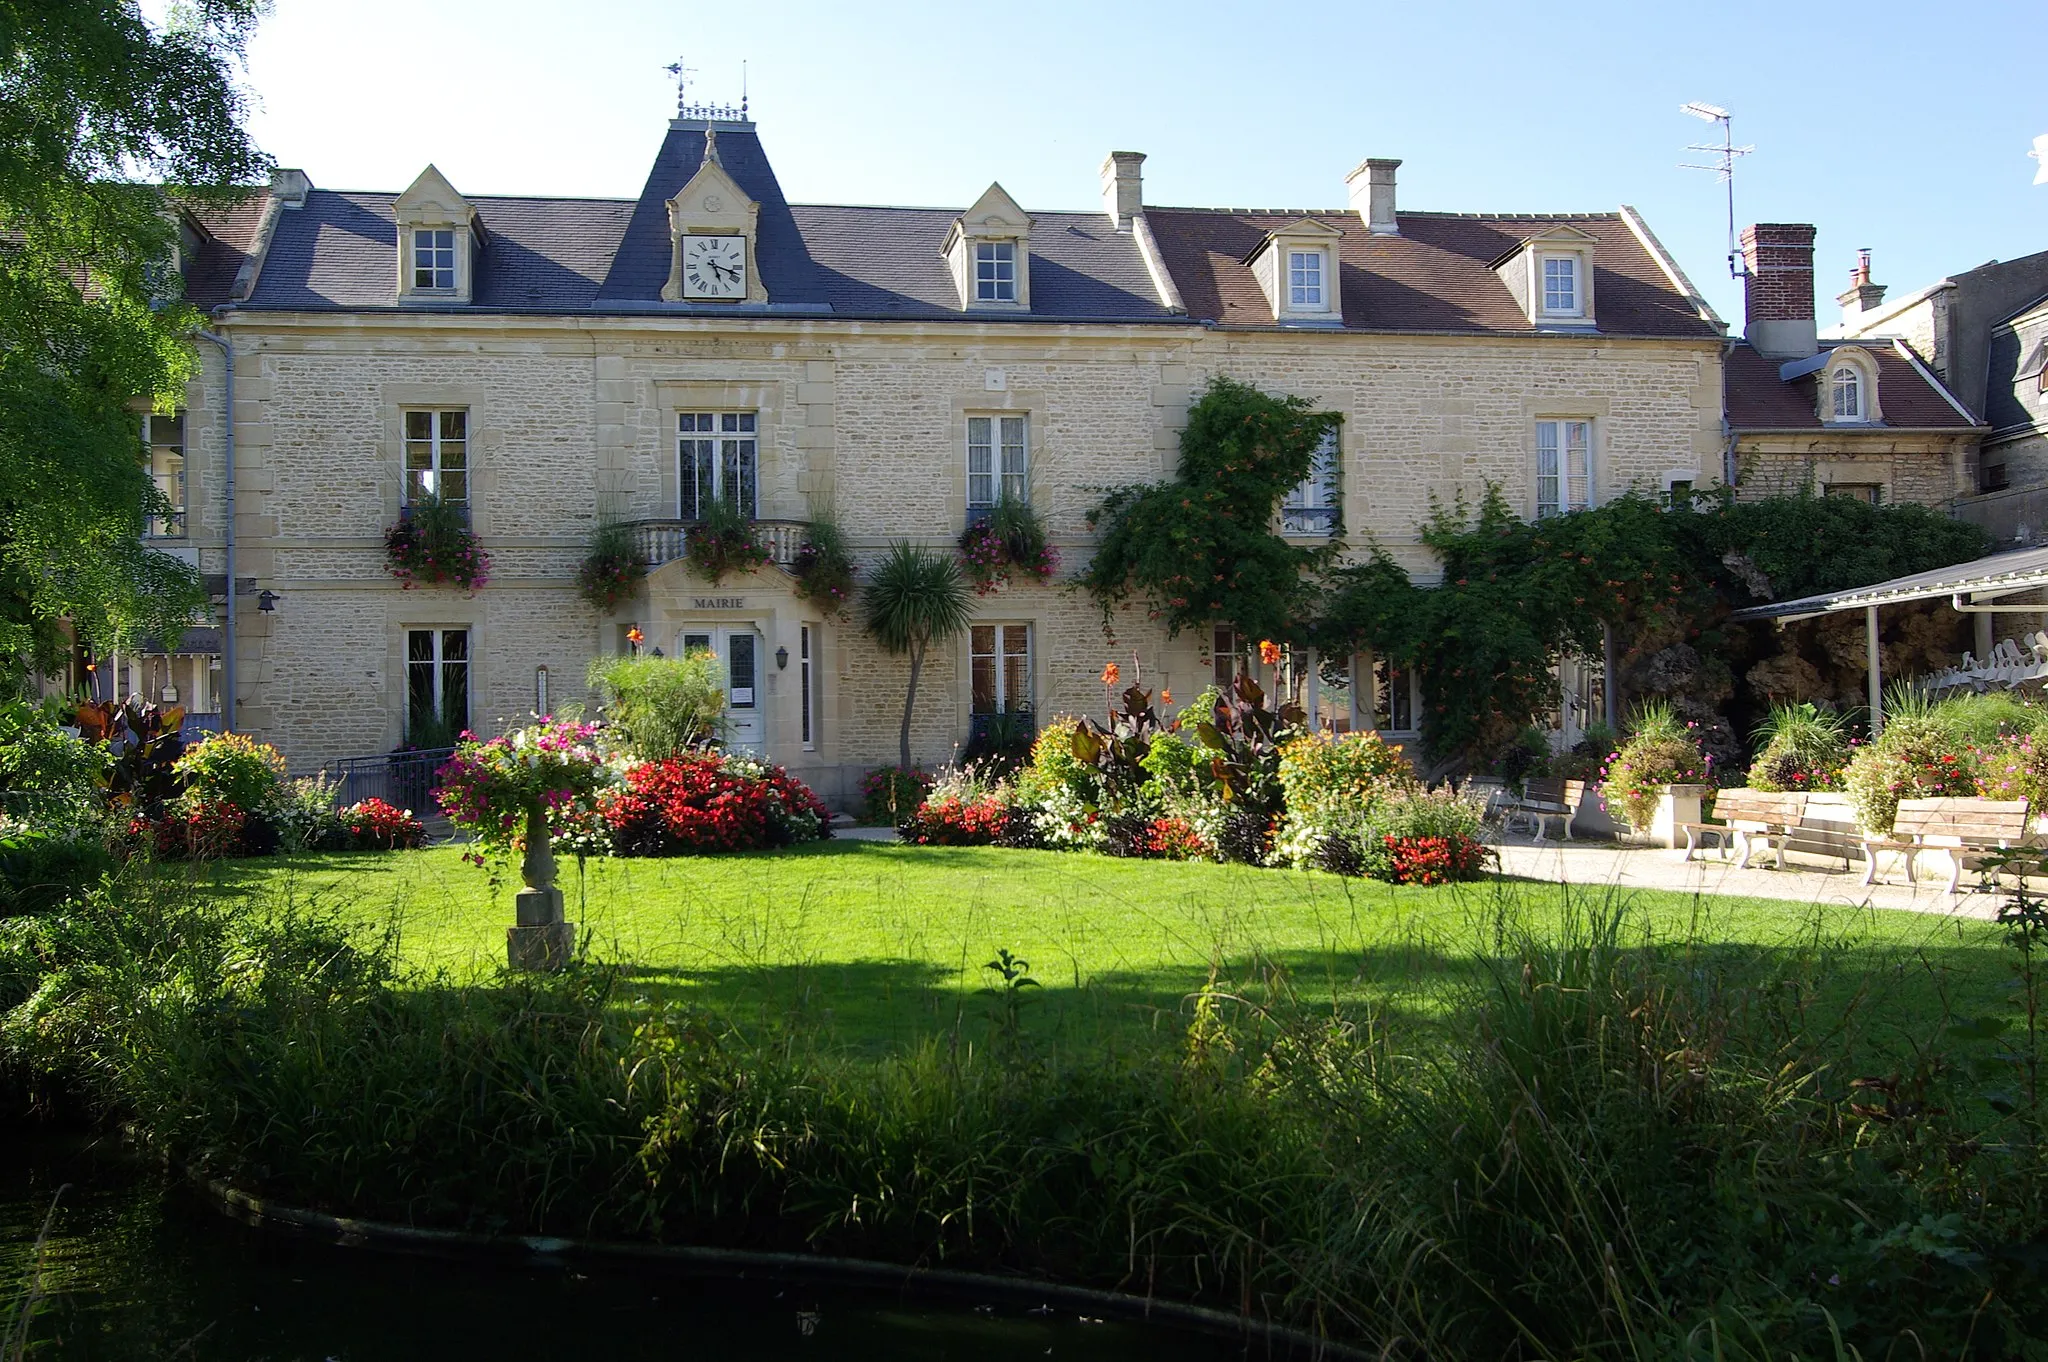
233, 0, 2043, 327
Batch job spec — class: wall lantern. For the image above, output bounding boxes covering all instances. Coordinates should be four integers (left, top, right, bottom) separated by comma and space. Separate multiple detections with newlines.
775, 645, 789, 670
256, 590, 282, 613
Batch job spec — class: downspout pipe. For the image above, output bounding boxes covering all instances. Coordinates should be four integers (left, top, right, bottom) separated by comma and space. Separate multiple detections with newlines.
193, 329, 234, 732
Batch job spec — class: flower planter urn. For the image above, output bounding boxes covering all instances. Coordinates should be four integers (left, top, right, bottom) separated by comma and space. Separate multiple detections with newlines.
1649, 784, 1712, 849
507, 807, 575, 971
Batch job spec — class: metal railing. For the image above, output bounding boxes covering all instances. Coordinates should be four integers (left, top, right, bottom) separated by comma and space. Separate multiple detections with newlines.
327, 747, 455, 815
966, 706, 1037, 756
624, 518, 808, 569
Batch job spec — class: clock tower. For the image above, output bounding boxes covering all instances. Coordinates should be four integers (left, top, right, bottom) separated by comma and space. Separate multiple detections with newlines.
662, 125, 769, 304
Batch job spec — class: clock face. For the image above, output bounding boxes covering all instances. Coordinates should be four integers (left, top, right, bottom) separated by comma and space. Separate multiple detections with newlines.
683, 235, 747, 299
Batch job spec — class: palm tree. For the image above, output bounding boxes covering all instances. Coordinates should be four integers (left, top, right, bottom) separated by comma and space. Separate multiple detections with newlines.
862, 541, 972, 772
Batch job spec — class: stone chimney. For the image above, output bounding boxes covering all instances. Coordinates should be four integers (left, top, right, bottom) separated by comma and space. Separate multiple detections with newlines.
1835, 247, 1889, 328
269, 167, 310, 209
1345, 158, 1401, 236
1099, 151, 1145, 230
1738, 222, 1817, 358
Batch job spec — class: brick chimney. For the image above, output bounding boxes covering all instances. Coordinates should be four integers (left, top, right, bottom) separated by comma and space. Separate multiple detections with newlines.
1738, 223, 1817, 358
1835, 247, 1888, 328
1099, 151, 1144, 230
1345, 158, 1401, 236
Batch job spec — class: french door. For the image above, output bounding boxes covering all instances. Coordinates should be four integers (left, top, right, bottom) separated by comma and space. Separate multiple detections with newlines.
678, 626, 764, 753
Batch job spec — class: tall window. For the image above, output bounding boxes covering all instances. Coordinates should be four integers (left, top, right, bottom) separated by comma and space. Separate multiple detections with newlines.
970, 623, 1031, 714
405, 628, 469, 740
679, 411, 758, 520
1370, 655, 1412, 733
413, 229, 455, 290
1212, 625, 1245, 687
800, 624, 817, 750
1281, 428, 1339, 535
974, 241, 1016, 302
403, 409, 468, 504
1542, 255, 1579, 314
1830, 365, 1863, 420
145, 411, 186, 538
1288, 249, 1325, 308
967, 415, 1027, 509
1535, 419, 1592, 518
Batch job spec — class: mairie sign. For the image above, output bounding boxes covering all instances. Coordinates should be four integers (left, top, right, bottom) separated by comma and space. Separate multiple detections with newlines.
691, 596, 746, 609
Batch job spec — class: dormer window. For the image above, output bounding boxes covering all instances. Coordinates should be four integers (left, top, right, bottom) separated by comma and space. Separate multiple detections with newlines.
413, 229, 456, 291
1541, 255, 1579, 315
1288, 249, 1325, 308
975, 241, 1017, 302
1830, 365, 1863, 420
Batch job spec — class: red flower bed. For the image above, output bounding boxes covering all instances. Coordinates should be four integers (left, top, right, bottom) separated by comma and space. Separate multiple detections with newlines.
901, 794, 1010, 846
341, 797, 426, 850
126, 798, 247, 860
602, 752, 831, 854
1136, 816, 1210, 861
1381, 833, 1488, 886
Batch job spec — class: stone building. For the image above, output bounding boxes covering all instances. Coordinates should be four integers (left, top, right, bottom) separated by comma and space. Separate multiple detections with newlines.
136, 104, 1728, 800
1983, 293, 2048, 495
1724, 224, 1984, 505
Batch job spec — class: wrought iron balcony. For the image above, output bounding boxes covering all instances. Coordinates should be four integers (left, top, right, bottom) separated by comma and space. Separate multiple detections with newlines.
1280, 505, 1338, 537
624, 518, 809, 569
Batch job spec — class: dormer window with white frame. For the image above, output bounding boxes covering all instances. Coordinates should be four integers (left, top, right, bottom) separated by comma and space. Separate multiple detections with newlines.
1541, 254, 1580, 316
945, 182, 1033, 311
1830, 365, 1863, 420
393, 164, 476, 304
1245, 218, 1343, 323
1794, 345, 1883, 426
1492, 226, 1598, 328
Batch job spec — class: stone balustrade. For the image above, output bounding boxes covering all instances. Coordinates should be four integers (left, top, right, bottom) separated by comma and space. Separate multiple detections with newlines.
624, 518, 808, 569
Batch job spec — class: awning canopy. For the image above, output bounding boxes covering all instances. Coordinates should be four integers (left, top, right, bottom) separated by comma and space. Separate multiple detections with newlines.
1731, 545, 2048, 623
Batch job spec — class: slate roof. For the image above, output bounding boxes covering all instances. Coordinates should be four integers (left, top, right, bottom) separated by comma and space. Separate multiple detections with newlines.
1723, 340, 1982, 430
180, 195, 268, 311
1141, 208, 1721, 337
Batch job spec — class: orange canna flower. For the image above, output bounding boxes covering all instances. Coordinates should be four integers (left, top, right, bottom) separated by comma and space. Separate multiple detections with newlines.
1101, 662, 1120, 687
627, 627, 644, 646
1160, 688, 1173, 705
1258, 639, 1282, 666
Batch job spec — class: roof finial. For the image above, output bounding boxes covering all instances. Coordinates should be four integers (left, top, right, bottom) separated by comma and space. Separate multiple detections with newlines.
741, 60, 748, 119
703, 123, 721, 166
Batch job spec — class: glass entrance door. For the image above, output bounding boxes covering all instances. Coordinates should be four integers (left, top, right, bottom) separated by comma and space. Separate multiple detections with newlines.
678, 627, 764, 753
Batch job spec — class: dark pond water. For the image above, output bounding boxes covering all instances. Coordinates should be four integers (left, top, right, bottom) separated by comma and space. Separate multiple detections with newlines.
1, 1131, 1273, 1361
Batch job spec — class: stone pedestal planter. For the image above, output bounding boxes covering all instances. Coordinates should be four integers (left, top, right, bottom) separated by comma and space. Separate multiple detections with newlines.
1572, 788, 1620, 839
1648, 784, 1711, 849
506, 809, 574, 971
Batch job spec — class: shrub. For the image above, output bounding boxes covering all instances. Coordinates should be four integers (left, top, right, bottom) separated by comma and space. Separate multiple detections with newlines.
858, 764, 931, 825
902, 794, 1010, 845
588, 652, 725, 759
1746, 702, 1851, 793
957, 494, 1058, 595
602, 751, 830, 854
0, 699, 107, 831
384, 490, 490, 592
0, 829, 113, 915
577, 521, 647, 610
173, 731, 287, 814
1843, 719, 1984, 834
790, 519, 856, 615
1272, 730, 1418, 866
1133, 815, 1210, 861
125, 797, 247, 860
1359, 786, 1490, 883
1981, 729, 2048, 812
275, 774, 350, 852
1599, 703, 1709, 832
684, 494, 771, 582
340, 797, 425, 850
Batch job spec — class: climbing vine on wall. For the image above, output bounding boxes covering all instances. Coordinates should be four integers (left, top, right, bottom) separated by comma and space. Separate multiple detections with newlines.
1081, 377, 1341, 645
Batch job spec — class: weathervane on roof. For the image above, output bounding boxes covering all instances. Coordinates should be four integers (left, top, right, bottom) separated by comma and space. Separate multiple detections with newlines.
665, 53, 747, 122
1679, 102, 1755, 279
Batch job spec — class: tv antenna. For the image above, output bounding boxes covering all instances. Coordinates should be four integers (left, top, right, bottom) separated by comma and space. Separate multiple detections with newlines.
1679, 102, 1754, 279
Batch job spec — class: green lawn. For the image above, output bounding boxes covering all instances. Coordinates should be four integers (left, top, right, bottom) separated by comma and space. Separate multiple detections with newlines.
215, 841, 2014, 1054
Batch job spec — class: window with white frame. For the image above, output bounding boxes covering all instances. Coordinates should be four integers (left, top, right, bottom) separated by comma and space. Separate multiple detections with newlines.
413, 229, 456, 290
1535, 419, 1593, 517
1281, 428, 1339, 535
966, 415, 1027, 508
405, 628, 469, 739
145, 411, 186, 538
1288, 249, 1326, 308
1830, 365, 1863, 420
970, 623, 1031, 714
1541, 254, 1580, 315
679, 411, 758, 519
403, 409, 468, 504
800, 624, 817, 750
974, 241, 1017, 302
1212, 625, 1245, 687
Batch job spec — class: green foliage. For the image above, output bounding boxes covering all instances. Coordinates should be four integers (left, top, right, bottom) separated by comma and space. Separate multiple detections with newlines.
576, 521, 646, 610
0, 1, 269, 678
790, 518, 856, 615
0, 699, 107, 830
1844, 708, 1987, 833
1069, 683, 1167, 806
1271, 730, 1418, 867
1082, 377, 1340, 643
1747, 702, 1851, 792
0, 829, 113, 916
587, 652, 724, 759
862, 541, 972, 772
1601, 702, 1709, 832
684, 494, 770, 583
1190, 671, 1304, 862
856, 764, 931, 825
170, 731, 284, 813
72, 697, 186, 815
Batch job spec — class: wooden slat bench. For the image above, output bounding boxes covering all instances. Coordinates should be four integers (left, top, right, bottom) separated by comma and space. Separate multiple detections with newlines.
1501, 778, 1586, 841
1677, 789, 1807, 869
1861, 797, 2033, 894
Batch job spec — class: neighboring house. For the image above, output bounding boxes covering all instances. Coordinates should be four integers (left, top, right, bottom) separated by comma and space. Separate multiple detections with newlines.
149, 104, 1727, 798
1983, 293, 2048, 490
1724, 225, 1984, 506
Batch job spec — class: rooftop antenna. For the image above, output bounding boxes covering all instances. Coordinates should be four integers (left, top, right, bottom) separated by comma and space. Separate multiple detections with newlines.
1679, 102, 1754, 278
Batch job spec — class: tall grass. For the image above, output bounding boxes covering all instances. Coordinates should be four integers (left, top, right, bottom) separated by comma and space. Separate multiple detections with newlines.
2, 870, 2043, 1357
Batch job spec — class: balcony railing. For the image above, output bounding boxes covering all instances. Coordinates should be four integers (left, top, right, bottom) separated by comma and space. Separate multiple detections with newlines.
624, 518, 808, 569
1280, 505, 1338, 537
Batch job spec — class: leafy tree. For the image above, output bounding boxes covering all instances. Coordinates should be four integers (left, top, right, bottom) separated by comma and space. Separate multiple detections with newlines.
1082, 376, 1340, 645
0, 0, 271, 679
862, 541, 971, 772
